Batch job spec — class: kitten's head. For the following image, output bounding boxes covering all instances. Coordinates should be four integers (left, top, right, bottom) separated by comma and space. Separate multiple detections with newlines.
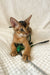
10, 15, 32, 37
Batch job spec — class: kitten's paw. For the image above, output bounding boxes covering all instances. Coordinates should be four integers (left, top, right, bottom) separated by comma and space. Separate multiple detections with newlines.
23, 54, 31, 62
10, 51, 17, 56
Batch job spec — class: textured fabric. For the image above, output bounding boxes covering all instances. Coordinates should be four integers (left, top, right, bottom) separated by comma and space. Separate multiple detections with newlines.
0, 0, 50, 75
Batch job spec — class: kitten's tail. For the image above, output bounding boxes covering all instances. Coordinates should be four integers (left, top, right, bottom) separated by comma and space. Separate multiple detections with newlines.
31, 40, 49, 47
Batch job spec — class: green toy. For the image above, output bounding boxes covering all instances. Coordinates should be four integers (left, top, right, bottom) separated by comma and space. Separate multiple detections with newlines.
16, 44, 25, 53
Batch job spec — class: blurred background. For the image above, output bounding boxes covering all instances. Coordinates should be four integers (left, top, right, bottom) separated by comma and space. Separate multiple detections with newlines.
0, 0, 50, 29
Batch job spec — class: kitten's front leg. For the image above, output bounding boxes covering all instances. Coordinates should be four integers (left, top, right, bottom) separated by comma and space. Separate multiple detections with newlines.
22, 39, 31, 62
10, 42, 18, 56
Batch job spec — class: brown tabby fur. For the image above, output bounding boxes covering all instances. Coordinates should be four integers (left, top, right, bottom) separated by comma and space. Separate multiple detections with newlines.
10, 15, 32, 62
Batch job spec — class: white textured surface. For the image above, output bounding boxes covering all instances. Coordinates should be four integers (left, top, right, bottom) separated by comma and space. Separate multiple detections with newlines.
0, 0, 50, 75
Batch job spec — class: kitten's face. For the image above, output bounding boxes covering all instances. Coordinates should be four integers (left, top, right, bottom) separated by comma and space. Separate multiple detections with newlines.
10, 15, 32, 37
14, 22, 32, 37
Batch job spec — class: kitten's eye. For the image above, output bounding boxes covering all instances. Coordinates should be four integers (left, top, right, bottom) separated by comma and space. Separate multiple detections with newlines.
20, 28, 24, 31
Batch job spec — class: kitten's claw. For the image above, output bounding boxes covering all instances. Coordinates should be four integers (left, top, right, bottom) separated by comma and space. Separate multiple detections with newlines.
10, 51, 17, 56
23, 54, 31, 62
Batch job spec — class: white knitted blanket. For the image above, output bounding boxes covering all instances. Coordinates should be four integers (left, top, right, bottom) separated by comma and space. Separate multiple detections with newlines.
0, 0, 50, 75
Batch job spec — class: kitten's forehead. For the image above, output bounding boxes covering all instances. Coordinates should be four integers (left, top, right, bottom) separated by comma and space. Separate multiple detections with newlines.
19, 21, 27, 28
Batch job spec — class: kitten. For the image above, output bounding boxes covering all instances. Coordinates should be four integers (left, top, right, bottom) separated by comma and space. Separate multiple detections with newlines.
10, 15, 32, 61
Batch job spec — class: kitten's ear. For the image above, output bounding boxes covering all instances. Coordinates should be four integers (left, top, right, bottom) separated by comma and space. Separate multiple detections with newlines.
25, 15, 32, 24
10, 17, 19, 28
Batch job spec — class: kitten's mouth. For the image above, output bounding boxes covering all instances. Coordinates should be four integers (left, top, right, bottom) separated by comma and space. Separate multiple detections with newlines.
16, 33, 27, 37
20, 33, 27, 37
19, 33, 31, 37
16, 33, 30, 37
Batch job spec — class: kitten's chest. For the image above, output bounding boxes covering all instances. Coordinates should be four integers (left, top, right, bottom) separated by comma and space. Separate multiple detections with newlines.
13, 35, 26, 43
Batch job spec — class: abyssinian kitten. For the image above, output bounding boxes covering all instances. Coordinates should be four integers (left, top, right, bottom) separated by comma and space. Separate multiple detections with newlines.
10, 15, 32, 61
